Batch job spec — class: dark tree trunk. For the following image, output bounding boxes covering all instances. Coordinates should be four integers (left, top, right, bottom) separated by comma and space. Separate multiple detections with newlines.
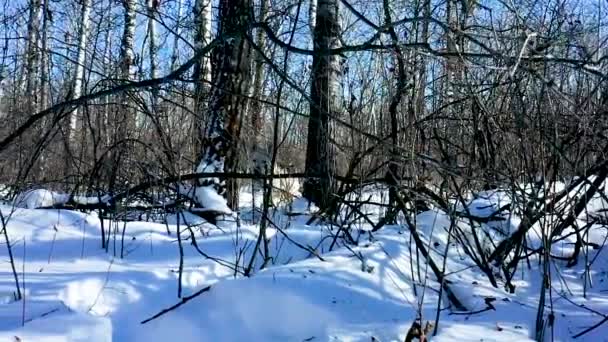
195, 0, 253, 213
303, 0, 342, 210
25, 0, 41, 114
383, 0, 407, 223
108, 0, 136, 191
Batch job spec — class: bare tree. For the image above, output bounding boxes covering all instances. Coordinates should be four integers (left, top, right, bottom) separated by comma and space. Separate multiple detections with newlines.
192, 0, 214, 157
109, 0, 137, 190
194, 0, 253, 214
303, 0, 343, 209
170, 0, 184, 71
24, 0, 42, 114
249, 0, 268, 155
69, 0, 92, 142
39, 0, 50, 112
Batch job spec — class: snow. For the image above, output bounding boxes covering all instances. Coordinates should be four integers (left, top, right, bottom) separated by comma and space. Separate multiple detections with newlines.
14, 189, 69, 209
194, 153, 232, 213
1, 185, 608, 341
12, 189, 112, 209
5, 309, 112, 342
194, 185, 232, 214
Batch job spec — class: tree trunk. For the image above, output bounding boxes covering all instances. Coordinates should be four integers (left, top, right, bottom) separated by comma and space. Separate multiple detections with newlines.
193, 0, 214, 159
102, 0, 113, 148
39, 0, 50, 112
416, 0, 430, 124
249, 0, 268, 162
147, 0, 158, 81
194, 0, 253, 215
120, 0, 136, 85
70, 0, 92, 142
37, 0, 50, 175
303, 0, 342, 210
308, 0, 317, 35
383, 0, 407, 223
170, 0, 183, 71
25, 0, 41, 114
147, 0, 159, 117
109, 0, 136, 190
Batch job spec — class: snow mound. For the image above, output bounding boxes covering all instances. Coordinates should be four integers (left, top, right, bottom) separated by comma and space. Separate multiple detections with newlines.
194, 185, 232, 214
466, 190, 511, 219
2, 311, 112, 342
13, 189, 112, 209
15, 189, 69, 208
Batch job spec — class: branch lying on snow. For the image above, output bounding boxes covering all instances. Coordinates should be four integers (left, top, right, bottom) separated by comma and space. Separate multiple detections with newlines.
455, 210, 509, 224
23, 307, 62, 324
140, 284, 212, 324
573, 315, 608, 339
489, 159, 608, 264
112, 171, 381, 202
263, 213, 327, 262
36, 171, 376, 211
393, 192, 468, 311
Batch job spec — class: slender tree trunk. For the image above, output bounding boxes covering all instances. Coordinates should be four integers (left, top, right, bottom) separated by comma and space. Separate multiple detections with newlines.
416, 0, 430, 123
147, 0, 159, 118
102, 0, 112, 148
70, 0, 92, 142
37, 0, 50, 175
109, 0, 136, 190
442, 0, 466, 169
308, 0, 317, 35
444, 0, 458, 112
383, 0, 407, 223
147, 0, 158, 81
39, 0, 50, 111
249, 0, 268, 157
193, 0, 214, 159
25, 0, 41, 114
170, 0, 183, 71
303, 0, 343, 210
120, 0, 136, 96
194, 0, 253, 216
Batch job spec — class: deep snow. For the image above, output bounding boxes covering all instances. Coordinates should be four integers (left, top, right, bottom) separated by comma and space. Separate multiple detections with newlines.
1, 186, 608, 341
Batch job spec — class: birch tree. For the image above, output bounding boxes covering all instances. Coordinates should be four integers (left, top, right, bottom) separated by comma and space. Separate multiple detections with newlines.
170, 0, 183, 71
147, 0, 159, 80
192, 0, 214, 156
69, 0, 92, 142
120, 0, 136, 86
249, 0, 268, 154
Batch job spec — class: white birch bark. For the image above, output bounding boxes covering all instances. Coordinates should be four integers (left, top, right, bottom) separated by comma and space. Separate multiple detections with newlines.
69, 0, 92, 141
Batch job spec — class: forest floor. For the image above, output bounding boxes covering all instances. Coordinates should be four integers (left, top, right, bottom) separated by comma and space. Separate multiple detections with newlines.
1, 186, 608, 341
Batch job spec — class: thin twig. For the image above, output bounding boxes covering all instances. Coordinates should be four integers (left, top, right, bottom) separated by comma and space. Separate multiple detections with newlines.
140, 284, 212, 324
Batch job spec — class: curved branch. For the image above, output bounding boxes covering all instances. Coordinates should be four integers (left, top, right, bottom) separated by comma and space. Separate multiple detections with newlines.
0, 37, 223, 152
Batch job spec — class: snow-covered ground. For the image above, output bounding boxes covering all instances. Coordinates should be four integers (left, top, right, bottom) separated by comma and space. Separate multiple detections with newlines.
1, 186, 608, 341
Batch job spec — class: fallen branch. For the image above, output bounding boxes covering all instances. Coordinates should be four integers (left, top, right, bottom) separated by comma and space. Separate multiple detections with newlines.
573, 315, 608, 339
23, 307, 61, 324
394, 192, 468, 311
489, 160, 608, 264
140, 285, 212, 324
